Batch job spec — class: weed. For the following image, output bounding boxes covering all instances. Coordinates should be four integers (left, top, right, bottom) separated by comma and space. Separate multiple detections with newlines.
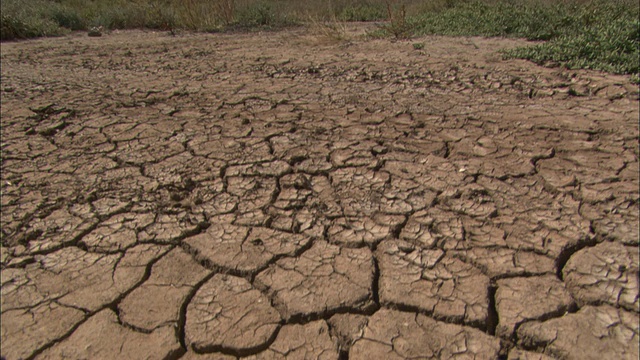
1, 14, 61, 40
309, 16, 351, 43
502, 1, 639, 74
567, 88, 581, 97
410, 0, 639, 75
146, 1, 178, 31
236, 1, 275, 27
215, 0, 235, 25
338, 4, 387, 22
378, 0, 412, 39
49, 4, 86, 31
0, 0, 68, 41
88, 1, 148, 29
178, 0, 220, 31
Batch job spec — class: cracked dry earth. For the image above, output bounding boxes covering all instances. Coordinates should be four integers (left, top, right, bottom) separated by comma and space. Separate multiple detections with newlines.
1, 25, 639, 360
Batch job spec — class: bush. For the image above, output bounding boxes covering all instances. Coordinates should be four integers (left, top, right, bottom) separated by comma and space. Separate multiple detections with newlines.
2, 14, 30, 40
89, 2, 149, 29
236, 2, 276, 26
49, 4, 86, 31
234, 1, 299, 28
1, 1, 68, 41
338, 5, 387, 22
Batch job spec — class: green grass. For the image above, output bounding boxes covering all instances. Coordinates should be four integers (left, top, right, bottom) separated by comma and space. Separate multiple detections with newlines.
1, 0, 638, 76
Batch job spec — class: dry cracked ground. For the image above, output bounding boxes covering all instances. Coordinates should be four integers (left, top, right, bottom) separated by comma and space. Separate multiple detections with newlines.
1, 25, 638, 359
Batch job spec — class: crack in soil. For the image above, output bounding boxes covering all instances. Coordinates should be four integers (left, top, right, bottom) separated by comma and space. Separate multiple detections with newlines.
1, 25, 638, 360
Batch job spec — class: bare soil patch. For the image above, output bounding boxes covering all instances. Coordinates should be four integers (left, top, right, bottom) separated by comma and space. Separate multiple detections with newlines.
1, 26, 638, 359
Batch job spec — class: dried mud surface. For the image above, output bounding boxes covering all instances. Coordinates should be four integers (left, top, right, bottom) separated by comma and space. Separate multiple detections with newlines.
1, 25, 638, 359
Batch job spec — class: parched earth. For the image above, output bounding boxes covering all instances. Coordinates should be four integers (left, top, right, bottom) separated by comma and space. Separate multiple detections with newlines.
1, 25, 638, 359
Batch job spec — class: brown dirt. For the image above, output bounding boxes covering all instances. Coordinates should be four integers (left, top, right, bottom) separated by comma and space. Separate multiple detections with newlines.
1, 25, 638, 359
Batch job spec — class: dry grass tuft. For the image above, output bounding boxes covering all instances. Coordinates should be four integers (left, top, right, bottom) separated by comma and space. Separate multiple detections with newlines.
308, 15, 351, 44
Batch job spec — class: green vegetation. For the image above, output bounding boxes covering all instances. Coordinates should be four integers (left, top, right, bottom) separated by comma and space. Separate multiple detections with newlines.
1, 1, 70, 39
1, 0, 638, 76
502, 2, 639, 74
406, 0, 639, 75
337, 4, 387, 22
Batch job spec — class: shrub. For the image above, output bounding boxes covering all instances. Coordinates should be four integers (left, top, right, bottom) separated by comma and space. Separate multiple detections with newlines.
338, 5, 387, 22
236, 2, 276, 26
49, 4, 86, 31
90, 2, 149, 29
1, 1, 67, 40
234, 1, 299, 28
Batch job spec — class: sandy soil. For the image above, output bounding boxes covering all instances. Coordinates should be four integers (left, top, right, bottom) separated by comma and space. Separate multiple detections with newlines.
1, 25, 638, 359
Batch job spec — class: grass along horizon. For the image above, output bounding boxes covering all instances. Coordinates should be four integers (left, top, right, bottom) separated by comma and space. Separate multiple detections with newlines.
1, 0, 638, 77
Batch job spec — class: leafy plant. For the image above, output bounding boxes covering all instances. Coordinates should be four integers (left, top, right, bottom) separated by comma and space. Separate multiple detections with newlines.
503, 1, 639, 74
410, 0, 639, 75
